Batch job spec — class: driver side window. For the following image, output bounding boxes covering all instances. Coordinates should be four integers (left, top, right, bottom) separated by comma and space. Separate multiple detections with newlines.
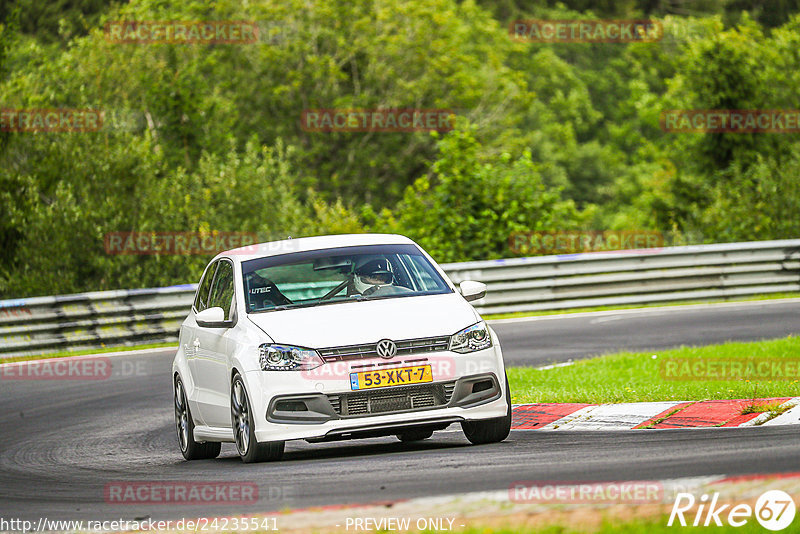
208, 260, 235, 320
194, 261, 218, 312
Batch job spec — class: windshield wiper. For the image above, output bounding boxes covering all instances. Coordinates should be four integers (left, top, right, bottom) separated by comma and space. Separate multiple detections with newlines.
255, 292, 371, 313
306, 294, 365, 308
254, 302, 314, 313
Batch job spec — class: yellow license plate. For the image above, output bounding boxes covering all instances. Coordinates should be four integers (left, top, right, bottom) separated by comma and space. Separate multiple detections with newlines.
350, 365, 433, 390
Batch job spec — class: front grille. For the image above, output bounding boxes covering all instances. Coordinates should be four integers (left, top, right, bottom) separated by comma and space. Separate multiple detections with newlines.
328, 381, 456, 418
318, 336, 450, 362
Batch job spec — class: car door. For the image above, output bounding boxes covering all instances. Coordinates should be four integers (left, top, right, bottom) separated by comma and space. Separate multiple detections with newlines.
192, 259, 236, 428
186, 260, 218, 417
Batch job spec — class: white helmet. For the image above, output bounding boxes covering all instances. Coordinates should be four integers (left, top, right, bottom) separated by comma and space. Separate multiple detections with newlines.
353, 258, 394, 295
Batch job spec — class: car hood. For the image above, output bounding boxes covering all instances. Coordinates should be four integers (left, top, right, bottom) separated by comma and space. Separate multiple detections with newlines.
247, 293, 480, 348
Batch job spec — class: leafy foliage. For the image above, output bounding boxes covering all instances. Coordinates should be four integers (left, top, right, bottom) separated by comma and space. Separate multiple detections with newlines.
1, 0, 798, 297
387, 126, 584, 262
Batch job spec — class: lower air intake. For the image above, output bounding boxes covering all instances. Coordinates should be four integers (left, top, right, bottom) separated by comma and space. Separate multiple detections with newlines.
328, 382, 455, 418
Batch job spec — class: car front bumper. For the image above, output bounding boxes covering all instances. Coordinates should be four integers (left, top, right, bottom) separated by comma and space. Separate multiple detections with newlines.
242, 346, 508, 443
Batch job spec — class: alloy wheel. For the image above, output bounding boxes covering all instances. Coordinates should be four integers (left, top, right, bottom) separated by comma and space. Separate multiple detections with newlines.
174, 380, 190, 452
231, 379, 250, 456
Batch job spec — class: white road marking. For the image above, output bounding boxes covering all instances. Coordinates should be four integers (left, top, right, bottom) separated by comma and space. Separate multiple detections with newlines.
536, 361, 576, 370
752, 397, 800, 427
539, 405, 597, 429
541, 402, 685, 430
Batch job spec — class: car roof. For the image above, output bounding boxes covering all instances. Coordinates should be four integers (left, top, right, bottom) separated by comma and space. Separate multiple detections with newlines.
215, 233, 417, 264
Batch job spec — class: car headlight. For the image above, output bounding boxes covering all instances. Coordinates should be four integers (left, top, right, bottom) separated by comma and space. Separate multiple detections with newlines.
449, 322, 492, 353
259, 344, 324, 371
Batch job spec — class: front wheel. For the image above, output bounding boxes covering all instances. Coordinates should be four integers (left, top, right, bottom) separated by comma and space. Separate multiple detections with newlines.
461, 374, 512, 445
174, 377, 221, 460
231, 373, 284, 463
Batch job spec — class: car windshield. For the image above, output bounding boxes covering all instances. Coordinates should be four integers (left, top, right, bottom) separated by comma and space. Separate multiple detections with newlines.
241, 244, 452, 313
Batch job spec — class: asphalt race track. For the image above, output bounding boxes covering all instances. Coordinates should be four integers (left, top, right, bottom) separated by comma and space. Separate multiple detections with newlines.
1, 299, 799, 521
494, 298, 800, 366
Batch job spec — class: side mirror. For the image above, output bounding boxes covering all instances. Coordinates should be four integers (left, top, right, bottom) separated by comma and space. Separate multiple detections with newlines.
459, 280, 487, 302
196, 307, 229, 328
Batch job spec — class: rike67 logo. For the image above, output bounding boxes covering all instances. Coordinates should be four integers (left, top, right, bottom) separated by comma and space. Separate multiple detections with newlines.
669, 490, 796, 531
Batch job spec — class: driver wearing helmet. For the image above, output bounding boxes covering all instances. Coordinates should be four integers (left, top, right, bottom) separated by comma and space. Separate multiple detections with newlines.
353, 258, 394, 296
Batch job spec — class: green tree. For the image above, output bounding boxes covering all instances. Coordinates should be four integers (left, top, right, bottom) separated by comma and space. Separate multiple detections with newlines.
388, 125, 585, 262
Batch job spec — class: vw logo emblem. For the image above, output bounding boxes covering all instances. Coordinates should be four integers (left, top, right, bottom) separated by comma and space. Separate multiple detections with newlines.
376, 339, 397, 359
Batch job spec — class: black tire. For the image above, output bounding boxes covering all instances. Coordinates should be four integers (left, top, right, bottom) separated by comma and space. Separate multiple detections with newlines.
461, 374, 512, 445
174, 377, 221, 460
396, 429, 434, 442
231, 373, 284, 463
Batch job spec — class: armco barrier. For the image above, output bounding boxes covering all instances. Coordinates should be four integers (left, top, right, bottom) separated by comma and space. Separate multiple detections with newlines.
442, 239, 800, 315
1, 239, 798, 358
0, 286, 195, 358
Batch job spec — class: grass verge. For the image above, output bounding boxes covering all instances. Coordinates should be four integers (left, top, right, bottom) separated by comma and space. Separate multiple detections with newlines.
508, 335, 800, 404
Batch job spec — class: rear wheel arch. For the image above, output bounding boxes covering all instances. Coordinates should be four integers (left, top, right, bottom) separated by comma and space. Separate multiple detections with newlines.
173, 375, 221, 460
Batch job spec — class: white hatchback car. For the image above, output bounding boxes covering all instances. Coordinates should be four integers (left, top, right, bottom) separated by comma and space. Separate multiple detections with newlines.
173, 234, 511, 462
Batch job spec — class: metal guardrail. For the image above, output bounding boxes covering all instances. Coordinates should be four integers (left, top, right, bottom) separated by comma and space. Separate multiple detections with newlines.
444, 239, 800, 314
2, 239, 799, 358
0, 286, 194, 358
